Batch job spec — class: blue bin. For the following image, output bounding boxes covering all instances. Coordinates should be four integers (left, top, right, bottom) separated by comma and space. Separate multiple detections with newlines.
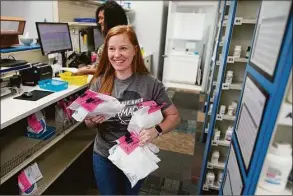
74, 18, 96, 23
38, 79, 68, 92
27, 126, 56, 140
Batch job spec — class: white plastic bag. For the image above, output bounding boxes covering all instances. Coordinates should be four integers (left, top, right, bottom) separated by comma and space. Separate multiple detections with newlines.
127, 101, 164, 135
108, 141, 160, 188
68, 90, 125, 122
108, 101, 165, 187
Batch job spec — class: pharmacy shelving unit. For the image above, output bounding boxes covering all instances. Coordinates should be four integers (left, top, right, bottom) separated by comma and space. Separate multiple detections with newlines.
202, 0, 230, 143
198, 0, 262, 194
218, 1, 292, 195
0, 83, 95, 194
254, 73, 293, 195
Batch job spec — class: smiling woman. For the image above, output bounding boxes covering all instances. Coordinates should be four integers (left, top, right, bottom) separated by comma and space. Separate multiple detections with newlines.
85, 25, 181, 195
107, 33, 137, 77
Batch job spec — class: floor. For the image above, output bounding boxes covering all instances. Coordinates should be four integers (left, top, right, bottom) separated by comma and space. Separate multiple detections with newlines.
42, 89, 208, 195
139, 89, 206, 195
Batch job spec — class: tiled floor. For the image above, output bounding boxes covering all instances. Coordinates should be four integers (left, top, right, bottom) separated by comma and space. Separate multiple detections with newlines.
139, 90, 206, 195
152, 131, 195, 155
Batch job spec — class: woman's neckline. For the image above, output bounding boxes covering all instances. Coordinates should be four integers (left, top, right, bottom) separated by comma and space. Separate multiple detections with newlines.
115, 73, 135, 83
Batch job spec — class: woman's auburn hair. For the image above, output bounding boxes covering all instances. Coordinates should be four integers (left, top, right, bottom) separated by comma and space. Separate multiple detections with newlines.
92, 25, 150, 94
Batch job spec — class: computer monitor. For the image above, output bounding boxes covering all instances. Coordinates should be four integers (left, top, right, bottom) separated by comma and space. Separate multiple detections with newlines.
36, 22, 73, 67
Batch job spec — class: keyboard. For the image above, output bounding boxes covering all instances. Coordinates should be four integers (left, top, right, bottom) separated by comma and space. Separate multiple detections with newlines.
0, 59, 28, 67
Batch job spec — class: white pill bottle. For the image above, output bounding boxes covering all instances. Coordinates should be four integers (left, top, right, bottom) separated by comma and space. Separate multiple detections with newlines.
258, 142, 292, 193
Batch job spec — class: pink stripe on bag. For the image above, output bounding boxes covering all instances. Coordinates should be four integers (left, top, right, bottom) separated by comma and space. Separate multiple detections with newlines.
18, 171, 32, 192
27, 114, 43, 133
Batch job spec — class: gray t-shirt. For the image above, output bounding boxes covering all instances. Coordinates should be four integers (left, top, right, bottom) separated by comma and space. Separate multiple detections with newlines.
90, 73, 173, 157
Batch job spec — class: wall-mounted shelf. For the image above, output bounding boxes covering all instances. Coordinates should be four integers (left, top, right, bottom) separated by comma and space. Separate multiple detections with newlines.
199, 1, 263, 194
212, 140, 230, 147
222, 83, 242, 90
68, 22, 97, 27
0, 122, 81, 184
203, 183, 220, 191
33, 125, 96, 195
207, 162, 225, 170
222, 17, 257, 26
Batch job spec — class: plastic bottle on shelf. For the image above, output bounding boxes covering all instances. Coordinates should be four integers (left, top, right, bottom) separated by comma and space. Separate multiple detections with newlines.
206, 172, 215, 185
225, 126, 233, 141
259, 142, 292, 193
209, 104, 213, 114
245, 46, 251, 59
220, 105, 226, 115
233, 45, 242, 59
225, 70, 234, 84
214, 130, 221, 141
228, 101, 237, 116
211, 151, 220, 164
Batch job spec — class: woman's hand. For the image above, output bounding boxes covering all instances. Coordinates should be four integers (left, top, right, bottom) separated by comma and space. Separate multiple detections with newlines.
74, 66, 90, 76
84, 115, 105, 128
138, 128, 158, 146
74, 65, 96, 76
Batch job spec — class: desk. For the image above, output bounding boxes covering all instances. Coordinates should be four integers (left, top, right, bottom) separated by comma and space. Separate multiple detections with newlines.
1, 81, 89, 129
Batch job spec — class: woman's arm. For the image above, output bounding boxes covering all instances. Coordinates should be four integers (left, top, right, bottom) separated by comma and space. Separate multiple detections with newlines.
158, 104, 181, 134
75, 64, 96, 75
139, 104, 181, 146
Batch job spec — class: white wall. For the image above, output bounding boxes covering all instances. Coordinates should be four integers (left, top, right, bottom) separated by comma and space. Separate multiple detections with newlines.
130, 1, 164, 77
1, 1, 54, 38
201, 4, 218, 92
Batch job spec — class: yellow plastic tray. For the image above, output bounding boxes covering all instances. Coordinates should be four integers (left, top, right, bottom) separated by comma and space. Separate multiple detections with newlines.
59, 72, 88, 85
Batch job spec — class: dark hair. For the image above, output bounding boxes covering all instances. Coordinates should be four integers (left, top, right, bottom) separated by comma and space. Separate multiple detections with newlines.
96, 1, 128, 36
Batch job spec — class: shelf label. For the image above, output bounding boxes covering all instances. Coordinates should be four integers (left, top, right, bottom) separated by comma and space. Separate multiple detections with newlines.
234, 17, 243, 25
213, 81, 217, 85
223, 20, 227, 26
222, 83, 230, 90
227, 56, 234, 63
203, 185, 209, 191
216, 114, 223, 121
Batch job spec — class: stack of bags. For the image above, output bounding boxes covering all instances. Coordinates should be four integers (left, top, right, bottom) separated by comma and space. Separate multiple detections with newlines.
108, 101, 164, 187
69, 91, 164, 187
18, 163, 43, 195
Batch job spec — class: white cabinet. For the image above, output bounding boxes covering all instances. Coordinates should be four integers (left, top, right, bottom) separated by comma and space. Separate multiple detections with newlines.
163, 54, 200, 84
162, 1, 217, 91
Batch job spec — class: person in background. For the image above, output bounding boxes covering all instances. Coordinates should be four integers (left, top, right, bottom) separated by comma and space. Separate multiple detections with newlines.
84, 25, 181, 195
74, 0, 128, 75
